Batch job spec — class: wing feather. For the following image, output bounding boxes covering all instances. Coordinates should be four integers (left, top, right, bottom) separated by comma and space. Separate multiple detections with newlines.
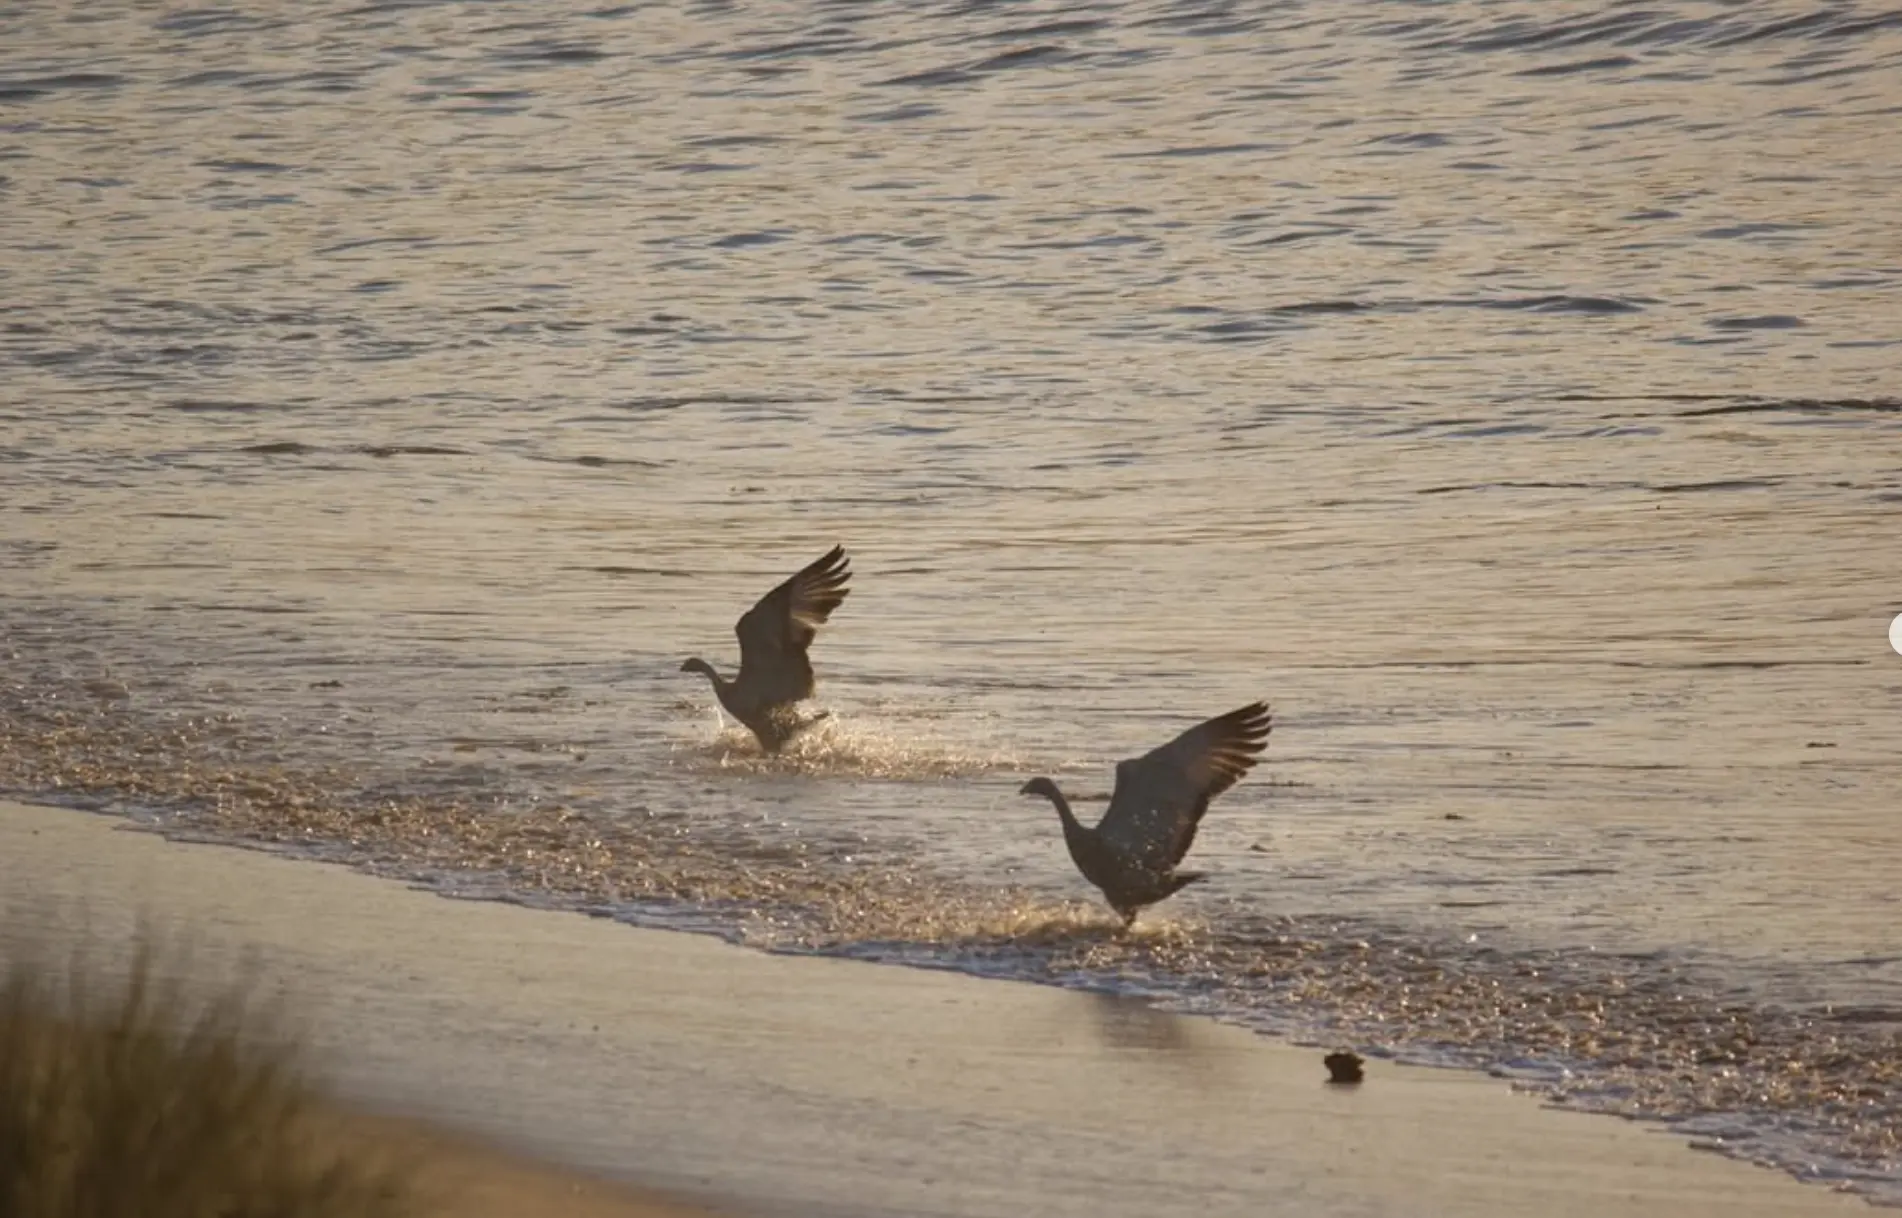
1095, 702, 1273, 872
732, 546, 852, 707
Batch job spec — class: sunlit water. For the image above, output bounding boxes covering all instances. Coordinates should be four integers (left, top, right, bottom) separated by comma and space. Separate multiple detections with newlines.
4, 0, 1900, 1203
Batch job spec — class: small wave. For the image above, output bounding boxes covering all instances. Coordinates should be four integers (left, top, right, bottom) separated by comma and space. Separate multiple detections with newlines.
356, 444, 469, 458
1514, 54, 1638, 76
978, 19, 1109, 42
491, 41, 609, 65
1108, 142, 1282, 160
1414, 8, 1902, 56
198, 159, 296, 174
1680, 397, 1900, 418
172, 399, 270, 414
1710, 314, 1806, 331
874, 44, 1081, 90
0, 74, 126, 101
1649, 478, 1778, 493
711, 230, 790, 249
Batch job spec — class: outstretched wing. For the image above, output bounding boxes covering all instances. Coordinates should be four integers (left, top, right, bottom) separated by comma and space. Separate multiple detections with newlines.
732, 545, 852, 706
1094, 702, 1272, 874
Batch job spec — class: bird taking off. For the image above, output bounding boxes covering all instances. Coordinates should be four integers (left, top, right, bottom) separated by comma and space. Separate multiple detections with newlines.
680, 545, 852, 754
1019, 701, 1273, 927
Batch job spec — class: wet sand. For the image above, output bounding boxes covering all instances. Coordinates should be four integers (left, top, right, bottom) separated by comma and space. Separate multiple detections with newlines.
0, 800, 1872, 1218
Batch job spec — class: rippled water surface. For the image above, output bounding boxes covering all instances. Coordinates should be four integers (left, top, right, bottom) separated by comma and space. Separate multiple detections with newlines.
4, 0, 1901, 1204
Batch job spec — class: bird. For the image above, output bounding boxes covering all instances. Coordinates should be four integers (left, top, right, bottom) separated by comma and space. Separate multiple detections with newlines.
1019, 701, 1272, 928
680, 545, 852, 754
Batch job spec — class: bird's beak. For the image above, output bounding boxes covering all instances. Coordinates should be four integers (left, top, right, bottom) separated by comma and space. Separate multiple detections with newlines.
678, 660, 694, 672
1017, 780, 1037, 796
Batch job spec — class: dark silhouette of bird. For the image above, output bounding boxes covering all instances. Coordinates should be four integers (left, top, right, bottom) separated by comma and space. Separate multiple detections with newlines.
1019, 702, 1272, 927
680, 545, 852, 753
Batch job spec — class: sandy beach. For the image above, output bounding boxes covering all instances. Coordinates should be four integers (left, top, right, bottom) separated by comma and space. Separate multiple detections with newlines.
0, 799, 1872, 1218
320, 1111, 723, 1218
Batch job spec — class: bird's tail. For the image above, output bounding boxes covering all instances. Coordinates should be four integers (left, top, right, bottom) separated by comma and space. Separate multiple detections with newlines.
1165, 871, 1209, 896
782, 708, 832, 741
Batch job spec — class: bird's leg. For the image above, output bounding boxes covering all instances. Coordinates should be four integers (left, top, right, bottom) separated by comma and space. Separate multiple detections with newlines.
1118, 908, 1139, 933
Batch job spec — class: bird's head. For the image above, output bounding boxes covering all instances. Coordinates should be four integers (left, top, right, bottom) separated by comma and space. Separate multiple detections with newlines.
680, 657, 713, 678
1018, 776, 1062, 802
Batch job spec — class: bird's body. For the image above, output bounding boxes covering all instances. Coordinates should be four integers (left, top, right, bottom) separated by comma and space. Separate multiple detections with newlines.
1020, 702, 1272, 926
681, 545, 852, 754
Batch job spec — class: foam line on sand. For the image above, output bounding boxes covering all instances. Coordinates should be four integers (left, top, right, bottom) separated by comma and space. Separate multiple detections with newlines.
0, 800, 1871, 1218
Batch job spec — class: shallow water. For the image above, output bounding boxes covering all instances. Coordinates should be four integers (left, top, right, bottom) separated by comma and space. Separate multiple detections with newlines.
4, 0, 1901, 1203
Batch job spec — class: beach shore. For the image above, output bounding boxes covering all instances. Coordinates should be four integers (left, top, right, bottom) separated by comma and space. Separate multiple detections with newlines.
0, 799, 1871, 1217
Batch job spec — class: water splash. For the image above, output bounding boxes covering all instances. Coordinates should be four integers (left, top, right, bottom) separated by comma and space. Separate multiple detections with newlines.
669, 706, 1026, 781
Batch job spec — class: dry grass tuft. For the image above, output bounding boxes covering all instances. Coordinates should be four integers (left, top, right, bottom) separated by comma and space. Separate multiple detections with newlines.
0, 937, 413, 1218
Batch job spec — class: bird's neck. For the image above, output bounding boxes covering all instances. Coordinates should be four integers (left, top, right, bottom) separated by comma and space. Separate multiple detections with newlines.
1043, 788, 1084, 836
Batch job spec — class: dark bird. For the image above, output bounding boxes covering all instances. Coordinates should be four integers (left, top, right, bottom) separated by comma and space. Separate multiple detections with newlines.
680, 545, 852, 754
1019, 702, 1273, 927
